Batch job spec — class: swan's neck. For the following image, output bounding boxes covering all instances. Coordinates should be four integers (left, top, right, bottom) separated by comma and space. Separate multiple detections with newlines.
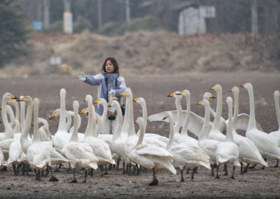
100, 101, 108, 127
137, 102, 148, 136
233, 90, 239, 128
174, 97, 183, 134
20, 101, 26, 133
20, 99, 33, 152
166, 116, 175, 151
247, 85, 257, 131
69, 106, 79, 142
33, 101, 41, 143
133, 122, 145, 150
128, 95, 136, 137
95, 114, 101, 137
65, 112, 72, 131
226, 102, 234, 142
2, 102, 14, 139
11, 100, 20, 122
85, 104, 94, 138
181, 95, 190, 136
211, 88, 222, 131
199, 103, 210, 141
274, 92, 280, 130
113, 103, 124, 142
58, 92, 67, 131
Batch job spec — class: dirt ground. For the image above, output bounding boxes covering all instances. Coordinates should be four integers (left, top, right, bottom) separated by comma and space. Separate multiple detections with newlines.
0, 72, 280, 198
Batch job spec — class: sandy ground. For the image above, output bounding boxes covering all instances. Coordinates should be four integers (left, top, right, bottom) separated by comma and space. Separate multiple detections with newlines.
0, 72, 280, 198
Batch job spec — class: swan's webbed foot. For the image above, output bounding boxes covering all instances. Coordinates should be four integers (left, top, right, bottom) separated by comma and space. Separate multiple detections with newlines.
149, 178, 158, 186
49, 175, 59, 181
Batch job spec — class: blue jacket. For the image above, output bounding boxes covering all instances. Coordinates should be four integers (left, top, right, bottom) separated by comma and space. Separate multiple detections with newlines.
84, 71, 126, 115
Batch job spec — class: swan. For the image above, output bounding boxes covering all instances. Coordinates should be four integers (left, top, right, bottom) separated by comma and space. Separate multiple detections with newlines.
215, 97, 241, 179
230, 86, 268, 173
130, 116, 176, 185
61, 100, 99, 183
83, 95, 115, 176
52, 88, 71, 150
163, 111, 210, 182
0, 148, 8, 166
268, 90, 280, 167
133, 97, 170, 144
50, 109, 84, 142
27, 98, 67, 181
241, 83, 280, 165
197, 99, 221, 176
0, 93, 18, 141
208, 84, 226, 142
7, 99, 21, 134
93, 98, 111, 134
37, 118, 53, 142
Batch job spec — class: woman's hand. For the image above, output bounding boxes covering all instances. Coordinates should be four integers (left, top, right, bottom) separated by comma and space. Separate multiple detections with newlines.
78, 73, 86, 81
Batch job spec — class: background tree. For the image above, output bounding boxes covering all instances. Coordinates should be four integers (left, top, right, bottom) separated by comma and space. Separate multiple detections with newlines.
0, 0, 29, 67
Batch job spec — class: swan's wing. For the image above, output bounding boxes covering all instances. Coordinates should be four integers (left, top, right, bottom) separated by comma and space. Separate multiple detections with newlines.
235, 113, 264, 131
148, 110, 212, 138
135, 144, 173, 158
148, 110, 178, 124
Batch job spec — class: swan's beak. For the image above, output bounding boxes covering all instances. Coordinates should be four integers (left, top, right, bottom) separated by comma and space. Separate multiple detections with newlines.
19, 96, 25, 101
109, 103, 112, 107
230, 88, 233, 92
10, 94, 18, 100
0, 107, 2, 110
210, 86, 215, 90
196, 101, 202, 105
135, 119, 138, 123
167, 93, 175, 97
240, 84, 246, 88
84, 98, 87, 102
210, 94, 216, 99
80, 109, 86, 114
31, 122, 34, 127
177, 91, 183, 95
49, 113, 56, 120
93, 99, 99, 104
162, 115, 167, 120
133, 98, 138, 102
119, 91, 125, 97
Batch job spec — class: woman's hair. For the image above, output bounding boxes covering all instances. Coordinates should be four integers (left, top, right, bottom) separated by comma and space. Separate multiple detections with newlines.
101, 57, 120, 76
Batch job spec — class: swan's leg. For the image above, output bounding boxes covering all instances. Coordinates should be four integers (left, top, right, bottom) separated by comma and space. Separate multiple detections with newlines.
22, 164, 26, 175
26, 165, 30, 176
116, 158, 120, 170
180, 170, 184, 182
223, 164, 228, 175
104, 165, 108, 175
261, 158, 267, 170
126, 163, 129, 174
122, 162, 126, 174
149, 168, 158, 186
128, 163, 131, 176
54, 164, 60, 172
49, 166, 59, 181
191, 168, 198, 180
70, 168, 78, 183
89, 168, 94, 176
100, 165, 104, 176
44, 166, 50, 177
244, 163, 250, 173
82, 170, 88, 183
185, 168, 190, 174
108, 164, 112, 170
17, 164, 22, 174
136, 165, 141, 175
240, 162, 244, 174
210, 164, 215, 176
68, 163, 71, 171
273, 160, 279, 168
1, 166, 7, 171
12, 164, 17, 175
231, 166, 236, 179
215, 165, 220, 179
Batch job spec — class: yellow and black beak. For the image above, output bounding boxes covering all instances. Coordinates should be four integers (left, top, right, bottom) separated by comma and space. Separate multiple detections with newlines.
240, 84, 246, 88
163, 115, 167, 120
80, 109, 86, 114
177, 91, 183, 95
209, 94, 216, 99
133, 98, 138, 102
196, 101, 202, 105
93, 99, 99, 104
167, 93, 175, 97
31, 122, 34, 127
119, 91, 125, 97
19, 96, 25, 101
0, 107, 2, 110
210, 86, 215, 90
10, 94, 18, 100
135, 119, 138, 123
109, 103, 113, 107
49, 112, 56, 120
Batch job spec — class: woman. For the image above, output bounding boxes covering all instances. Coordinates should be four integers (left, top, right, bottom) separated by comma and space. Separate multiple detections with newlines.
78, 57, 126, 134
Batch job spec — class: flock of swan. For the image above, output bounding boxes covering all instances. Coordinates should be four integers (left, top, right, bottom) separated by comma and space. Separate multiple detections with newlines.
0, 82, 280, 186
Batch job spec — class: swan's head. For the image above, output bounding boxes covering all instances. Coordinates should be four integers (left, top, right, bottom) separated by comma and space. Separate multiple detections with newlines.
133, 97, 145, 105
4, 93, 18, 101
109, 100, 120, 108
240, 83, 252, 90
167, 91, 182, 99
203, 92, 215, 100
177, 90, 190, 97
84, 95, 93, 104
274, 90, 279, 98
73, 100, 79, 112
163, 111, 173, 120
196, 99, 210, 107
210, 84, 222, 92
226, 96, 233, 106
60, 88, 66, 96
18, 96, 32, 103
93, 98, 107, 105
135, 117, 145, 127
120, 88, 132, 98
49, 109, 61, 120
230, 86, 239, 94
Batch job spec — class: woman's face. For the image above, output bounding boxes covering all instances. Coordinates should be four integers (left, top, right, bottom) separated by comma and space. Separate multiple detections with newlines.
105, 60, 115, 73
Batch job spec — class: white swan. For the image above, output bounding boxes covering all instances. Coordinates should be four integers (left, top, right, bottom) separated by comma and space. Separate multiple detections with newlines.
230, 86, 268, 172
241, 83, 280, 164
130, 116, 176, 185
7, 99, 21, 134
208, 84, 226, 142
0, 148, 8, 166
197, 99, 221, 176
163, 111, 210, 182
52, 89, 71, 150
83, 95, 115, 176
269, 90, 280, 144
93, 98, 111, 134
215, 97, 241, 179
62, 100, 99, 183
